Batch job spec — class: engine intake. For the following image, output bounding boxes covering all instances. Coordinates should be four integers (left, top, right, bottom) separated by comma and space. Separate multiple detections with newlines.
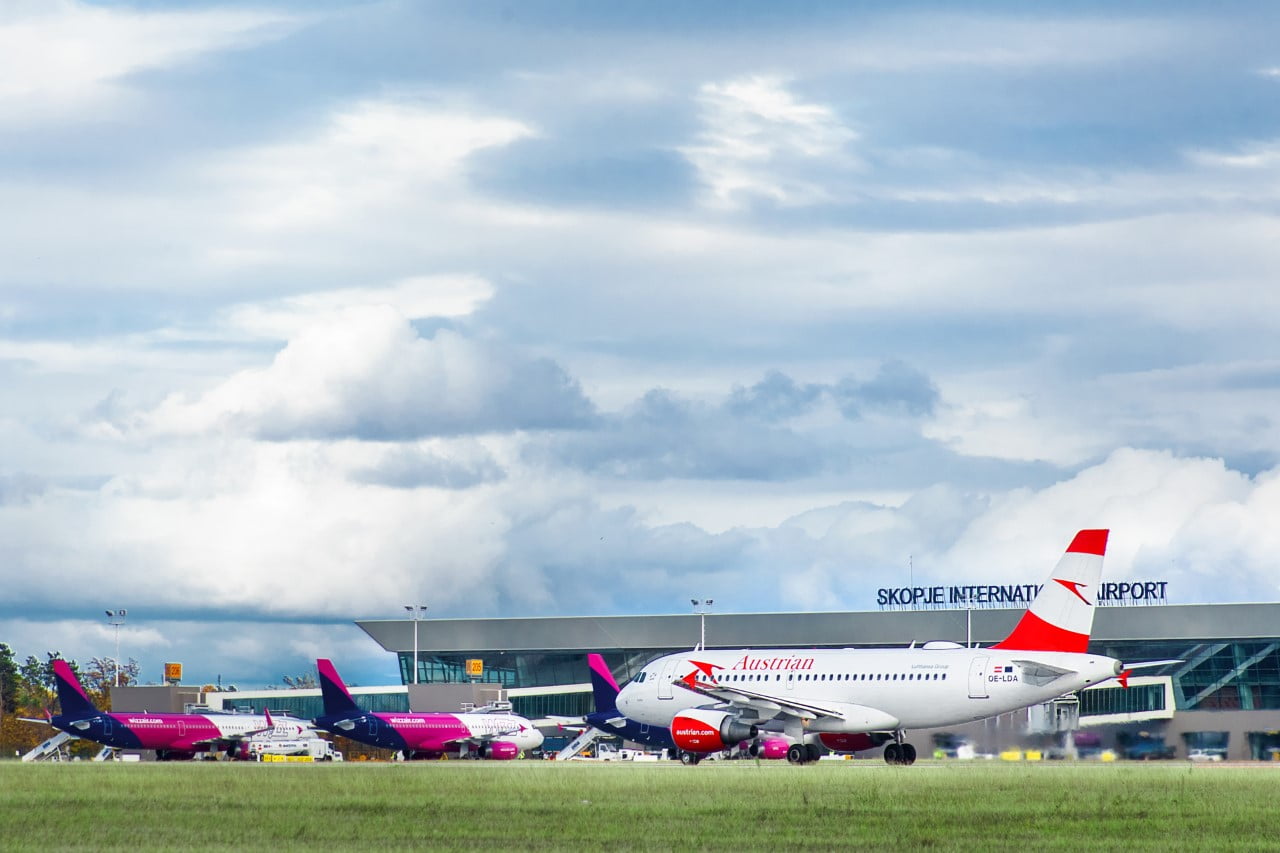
671, 709, 758, 753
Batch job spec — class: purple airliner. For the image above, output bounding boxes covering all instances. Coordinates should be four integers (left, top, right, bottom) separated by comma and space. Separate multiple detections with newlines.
311, 659, 543, 759
49, 659, 307, 760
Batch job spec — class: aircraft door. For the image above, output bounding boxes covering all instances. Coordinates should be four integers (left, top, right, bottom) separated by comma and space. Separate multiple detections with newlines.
367, 718, 379, 738
656, 658, 680, 700
968, 656, 989, 699
102, 717, 112, 736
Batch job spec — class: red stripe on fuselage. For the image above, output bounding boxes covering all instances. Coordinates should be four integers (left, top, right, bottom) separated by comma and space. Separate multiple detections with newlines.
991, 610, 1089, 653
1066, 529, 1108, 556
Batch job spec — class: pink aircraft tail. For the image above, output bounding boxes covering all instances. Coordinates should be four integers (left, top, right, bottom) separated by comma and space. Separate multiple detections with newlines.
991, 529, 1108, 653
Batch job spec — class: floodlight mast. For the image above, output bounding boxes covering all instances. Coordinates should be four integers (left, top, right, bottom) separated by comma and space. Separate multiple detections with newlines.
404, 605, 428, 685
691, 599, 714, 651
105, 609, 127, 687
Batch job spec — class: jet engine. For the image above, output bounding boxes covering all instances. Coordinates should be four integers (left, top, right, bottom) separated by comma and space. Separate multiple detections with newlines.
748, 737, 789, 760
478, 741, 520, 760
818, 732, 892, 753
670, 709, 758, 752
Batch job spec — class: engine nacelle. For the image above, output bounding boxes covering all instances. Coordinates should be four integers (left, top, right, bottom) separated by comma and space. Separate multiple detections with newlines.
671, 709, 758, 753
748, 737, 789, 760
819, 732, 893, 753
480, 741, 520, 760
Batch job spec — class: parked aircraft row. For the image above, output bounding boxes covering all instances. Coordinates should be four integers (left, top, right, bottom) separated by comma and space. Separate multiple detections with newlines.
41, 530, 1150, 766
46, 659, 544, 761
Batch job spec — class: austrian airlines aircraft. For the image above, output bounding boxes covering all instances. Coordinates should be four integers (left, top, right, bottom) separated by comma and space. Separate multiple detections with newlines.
566, 653, 788, 764
311, 659, 543, 759
49, 659, 307, 760
616, 529, 1127, 765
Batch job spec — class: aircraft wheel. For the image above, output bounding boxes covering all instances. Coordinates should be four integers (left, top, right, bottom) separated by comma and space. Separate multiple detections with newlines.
805, 743, 821, 763
902, 744, 917, 765
679, 751, 701, 766
787, 744, 807, 765
884, 743, 901, 765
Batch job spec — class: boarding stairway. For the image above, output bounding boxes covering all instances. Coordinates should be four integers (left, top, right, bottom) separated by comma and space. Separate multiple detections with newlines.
22, 731, 75, 762
555, 727, 602, 761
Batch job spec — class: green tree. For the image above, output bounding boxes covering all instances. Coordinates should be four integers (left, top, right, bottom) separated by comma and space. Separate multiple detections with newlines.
0, 643, 19, 715
17, 653, 75, 714
81, 656, 140, 694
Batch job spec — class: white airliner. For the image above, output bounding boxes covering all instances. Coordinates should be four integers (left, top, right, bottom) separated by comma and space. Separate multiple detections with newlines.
616, 529, 1136, 765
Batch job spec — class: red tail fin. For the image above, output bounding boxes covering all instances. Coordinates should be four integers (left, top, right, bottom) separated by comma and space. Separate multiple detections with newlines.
991, 529, 1108, 653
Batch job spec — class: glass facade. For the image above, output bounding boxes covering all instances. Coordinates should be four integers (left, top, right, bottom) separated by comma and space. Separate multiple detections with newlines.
221, 692, 410, 720
1093, 640, 1280, 712
396, 651, 651, 690
1079, 683, 1167, 717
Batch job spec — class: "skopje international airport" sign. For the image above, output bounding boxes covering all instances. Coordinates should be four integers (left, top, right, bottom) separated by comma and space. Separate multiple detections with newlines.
876, 580, 1169, 609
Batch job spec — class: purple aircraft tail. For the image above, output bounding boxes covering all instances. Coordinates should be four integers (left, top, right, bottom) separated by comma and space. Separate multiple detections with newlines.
587, 654, 620, 713
52, 659, 99, 720
316, 659, 362, 717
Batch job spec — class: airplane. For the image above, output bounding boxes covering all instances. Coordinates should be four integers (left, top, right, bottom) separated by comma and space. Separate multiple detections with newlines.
48, 659, 309, 760
617, 529, 1143, 765
311, 658, 544, 760
556, 653, 789, 765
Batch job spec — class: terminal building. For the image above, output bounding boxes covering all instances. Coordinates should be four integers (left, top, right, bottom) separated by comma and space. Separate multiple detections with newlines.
339, 602, 1280, 761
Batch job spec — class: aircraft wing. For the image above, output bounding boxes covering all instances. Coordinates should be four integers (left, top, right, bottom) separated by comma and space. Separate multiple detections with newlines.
674, 675, 891, 727
441, 725, 529, 746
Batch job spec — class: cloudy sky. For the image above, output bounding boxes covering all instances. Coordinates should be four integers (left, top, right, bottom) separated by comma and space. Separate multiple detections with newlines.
3, 1, 1280, 687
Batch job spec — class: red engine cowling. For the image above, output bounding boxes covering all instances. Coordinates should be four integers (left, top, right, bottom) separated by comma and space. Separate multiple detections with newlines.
747, 737, 789, 759
481, 741, 520, 760
819, 732, 892, 753
671, 709, 758, 753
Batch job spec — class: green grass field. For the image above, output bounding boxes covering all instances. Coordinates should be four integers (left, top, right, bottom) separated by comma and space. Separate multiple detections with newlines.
1, 761, 1276, 851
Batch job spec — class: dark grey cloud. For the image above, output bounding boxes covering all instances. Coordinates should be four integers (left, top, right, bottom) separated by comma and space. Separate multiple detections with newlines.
532, 388, 830, 480
726, 371, 825, 421
834, 360, 940, 419
528, 363, 1041, 488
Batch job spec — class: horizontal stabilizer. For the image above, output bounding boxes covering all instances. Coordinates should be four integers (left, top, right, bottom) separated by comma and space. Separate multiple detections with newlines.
1010, 659, 1076, 687
1122, 659, 1183, 671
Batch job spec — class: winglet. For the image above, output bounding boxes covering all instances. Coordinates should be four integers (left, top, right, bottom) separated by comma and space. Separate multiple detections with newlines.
587, 654, 620, 713
992, 529, 1109, 653
52, 659, 99, 720
316, 659, 362, 717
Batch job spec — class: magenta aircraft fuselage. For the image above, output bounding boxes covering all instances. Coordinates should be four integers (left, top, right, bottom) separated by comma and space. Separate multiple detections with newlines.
312, 658, 543, 759
50, 659, 302, 759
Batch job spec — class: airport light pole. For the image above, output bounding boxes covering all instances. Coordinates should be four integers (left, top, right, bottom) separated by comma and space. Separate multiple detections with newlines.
404, 605, 427, 684
105, 609, 127, 687
691, 599, 713, 651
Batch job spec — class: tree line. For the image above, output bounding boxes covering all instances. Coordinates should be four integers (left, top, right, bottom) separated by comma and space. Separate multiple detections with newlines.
0, 642, 140, 758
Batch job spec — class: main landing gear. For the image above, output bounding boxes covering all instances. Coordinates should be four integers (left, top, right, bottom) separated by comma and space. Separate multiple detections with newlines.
884, 734, 917, 766
678, 751, 702, 765
786, 743, 821, 765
